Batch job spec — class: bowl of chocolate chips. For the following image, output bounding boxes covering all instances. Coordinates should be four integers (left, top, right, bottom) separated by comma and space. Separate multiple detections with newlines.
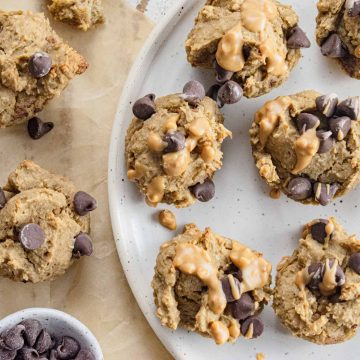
0, 308, 103, 360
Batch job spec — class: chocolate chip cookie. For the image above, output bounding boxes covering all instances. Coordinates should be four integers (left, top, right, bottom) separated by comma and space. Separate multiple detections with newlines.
316, 0, 360, 78
0, 161, 96, 283
250, 90, 360, 205
185, 0, 310, 98
0, 10, 88, 128
152, 224, 272, 344
273, 218, 360, 344
125, 81, 232, 208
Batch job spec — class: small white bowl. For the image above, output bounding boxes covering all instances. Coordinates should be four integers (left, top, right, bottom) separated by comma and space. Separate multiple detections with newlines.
0, 308, 103, 359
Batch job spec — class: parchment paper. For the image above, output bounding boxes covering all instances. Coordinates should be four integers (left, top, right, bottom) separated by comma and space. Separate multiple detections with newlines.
0, 1, 171, 358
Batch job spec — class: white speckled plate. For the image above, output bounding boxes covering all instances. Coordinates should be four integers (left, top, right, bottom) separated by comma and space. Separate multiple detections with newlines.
108, 1, 360, 359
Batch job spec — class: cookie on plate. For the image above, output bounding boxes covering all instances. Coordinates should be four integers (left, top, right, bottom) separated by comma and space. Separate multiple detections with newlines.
273, 217, 360, 344
125, 81, 232, 208
250, 90, 360, 205
0, 161, 97, 283
0, 10, 88, 128
48, 0, 105, 31
152, 224, 272, 344
185, 0, 310, 98
316, 0, 360, 79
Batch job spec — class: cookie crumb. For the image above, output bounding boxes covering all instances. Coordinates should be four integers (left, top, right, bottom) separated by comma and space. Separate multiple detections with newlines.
256, 353, 265, 360
270, 188, 281, 199
158, 210, 177, 230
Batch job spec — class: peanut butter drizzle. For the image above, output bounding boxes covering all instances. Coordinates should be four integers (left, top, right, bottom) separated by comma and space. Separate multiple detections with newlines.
127, 162, 147, 181
319, 259, 338, 296
255, 97, 291, 147
325, 219, 335, 237
292, 128, 320, 174
163, 113, 180, 132
230, 241, 271, 293
216, 0, 288, 75
228, 274, 241, 300
148, 133, 167, 152
210, 321, 230, 345
295, 269, 311, 316
245, 322, 254, 339
146, 176, 165, 204
173, 243, 227, 314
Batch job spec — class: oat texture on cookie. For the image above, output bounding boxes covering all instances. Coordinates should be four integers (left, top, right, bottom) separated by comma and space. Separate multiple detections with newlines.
273, 218, 360, 344
152, 224, 272, 344
250, 90, 360, 205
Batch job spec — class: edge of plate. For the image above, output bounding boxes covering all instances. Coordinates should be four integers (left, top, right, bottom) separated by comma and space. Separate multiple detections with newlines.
108, 1, 193, 359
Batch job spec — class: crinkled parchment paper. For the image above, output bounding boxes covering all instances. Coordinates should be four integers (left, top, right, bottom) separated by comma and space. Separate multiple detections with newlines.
0, 1, 171, 358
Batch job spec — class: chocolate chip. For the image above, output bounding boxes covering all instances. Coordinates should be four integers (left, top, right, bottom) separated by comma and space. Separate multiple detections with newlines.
345, 0, 360, 16
163, 131, 185, 153
217, 81, 243, 105
242, 44, 252, 61
132, 94, 156, 120
310, 219, 329, 244
49, 350, 58, 360
190, 179, 215, 202
315, 94, 338, 117
336, 97, 360, 120
17, 347, 40, 360
287, 177, 312, 201
35, 330, 53, 354
182, 81, 205, 105
296, 113, 320, 134
321, 33, 347, 58
56, 337, 80, 359
73, 233, 93, 258
224, 263, 242, 282
240, 317, 264, 338
328, 259, 346, 286
19, 224, 45, 251
0, 347, 16, 360
287, 26, 311, 49
19, 319, 42, 347
1, 325, 25, 351
27, 117, 54, 140
28, 52, 52, 78
205, 84, 223, 108
214, 61, 234, 84
329, 116, 351, 141
227, 293, 254, 320
221, 275, 242, 303
313, 182, 338, 206
74, 349, 95, 360
349, 253, 360, 275
307, 262, 324, 292
74, 191, 97, 216
328, 287, 342, 303
0, 188, 6, 209
317, 130, 335, 153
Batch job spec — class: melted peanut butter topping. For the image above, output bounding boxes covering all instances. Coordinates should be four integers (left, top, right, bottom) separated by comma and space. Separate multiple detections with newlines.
173, 243, 227, 314
146, 176, 166, 204
148, 133, 167, 152
228, 273, 241, 300
230, 241, 271, 293
292, 128, 320, 175
163, 113, 180, 132
325, 219, 335, 237
245, 322, 254, 339
255, 97, 291, 147
210, 321, 230, 345
319, 259, 338, 295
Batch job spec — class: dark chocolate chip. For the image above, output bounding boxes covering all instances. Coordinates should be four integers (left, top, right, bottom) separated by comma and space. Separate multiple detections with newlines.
307, 262, 324, 292
205, 84, 223, 108
74, 191, 97, 216
49, 350, 58, 360
329, 116, 352, 141
336, 97, 360, 120
310, 219, 329, 244
316, 130, 335, 154
217, 81, 243, 105
221, 275, 242, 303
349, 253, 360, 274
313, 182, 338, 206
287, 177, 312, 201
0, 347, 16, 360
1, 325, 25, 351
240, 317, 264, 338
328, 259, 346, 286
227, 293, 254, 320
214, 61, 234, 84
296, 113, 320, 134
345, 0, 360, 16
190, 179, 215, 202
328, 287, 342, 303
242, 44, 252, 61
73, 233, 93, 258
287, 26, 311, 49
28, 52, 52, 78
132, 94, 156, 120
16, 347, 40, 360
315, 94, 338, 117
224, 263, 242, 282
27, 117, 54, 140
0, 188, 6, 209
56, 337, 80, 359
19, 224, 45, 251
35, 330, 53, 354
182, 81, 205, 105
163, 131, 186, 153
74, 349, 95, 360
19, 319, 42, 347
321, 33, 347, 58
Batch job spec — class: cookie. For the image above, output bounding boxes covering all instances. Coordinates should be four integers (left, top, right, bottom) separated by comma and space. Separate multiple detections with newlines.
48, 0, 105, 31
185, 0, 310, 98
0, 10, 88, 128
0, 161, 97, 283
250, 90, 360, 205
273, 217, 360, 344
125, 82, 232, 208
316, 0, 360, 79
152, 224, 272, 344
